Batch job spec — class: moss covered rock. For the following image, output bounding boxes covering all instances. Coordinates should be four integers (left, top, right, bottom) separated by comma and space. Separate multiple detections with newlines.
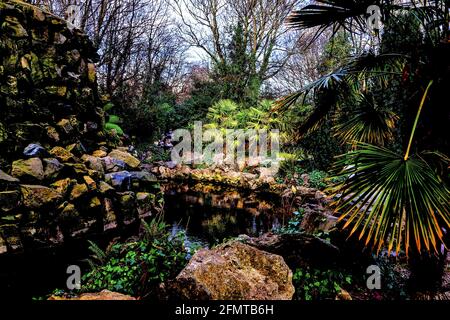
108, 150, 140, 169
11, 158, 45, 181
20, 184, 62, 209
170, 241, 294, 300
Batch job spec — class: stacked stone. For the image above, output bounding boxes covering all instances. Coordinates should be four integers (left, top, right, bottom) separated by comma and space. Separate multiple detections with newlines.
0, 2, 160, 255
0, 0, 104, 168
0, 144, 160, 254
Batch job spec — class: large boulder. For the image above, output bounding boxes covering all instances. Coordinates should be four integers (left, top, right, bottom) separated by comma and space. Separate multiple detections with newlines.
48, 290, 136, 301
239, 232, 340, 269
169, 241, 294, 300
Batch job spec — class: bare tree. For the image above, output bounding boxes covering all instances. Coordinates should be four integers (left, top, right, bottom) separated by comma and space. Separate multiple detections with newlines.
172, 0, 304, 83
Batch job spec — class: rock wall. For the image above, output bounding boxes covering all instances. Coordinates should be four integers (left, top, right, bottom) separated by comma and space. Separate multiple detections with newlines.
0, 1, 159, 255
0, 0, 103, 168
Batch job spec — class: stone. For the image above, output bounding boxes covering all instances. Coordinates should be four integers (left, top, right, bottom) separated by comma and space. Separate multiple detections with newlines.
81, 154, 104, 174
0, 236, 7, 254
0, 191, 21, 213
48, 290, 136, 301
46, 126, 60, 142
239, 233, 340, 270
64, 163, 89, 176
103, 198, 117, 231
57, 119, 74, 134
99, 181, 115, 195
51, 178, 72, 197
87, 63, 96, 83
170, 241, 294, 300
108, 150, 140, 169
118, 191, 137, 220
4, 16, 28, 38
300, 209, 338, 234
85, 121, 98, 132
43, 158, 64, 179
336, 289, 352, 300
66, 143, 86, 157
101, 156, 127, 173
0, 225, 23, 252
70, 183, 88, 201
83, 176, 97, 191
12, 158, 45, 181
0, 170, 20, 184
92, 150, 107, 158
105, 171, 132, 189
23, 144, 49, 158
50, 147, 75, 162
136, 192, 155, 216
130, 171, 158, 184
89, 197, 101, 209
58, 203, 80, 232
21, 185, 62, 209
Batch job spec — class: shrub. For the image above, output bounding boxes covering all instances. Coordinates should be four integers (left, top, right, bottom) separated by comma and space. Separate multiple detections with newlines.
81, 218, 189, 299
308, 170, 328, 190
104, 102, 125, 136
293, 268, 352, 300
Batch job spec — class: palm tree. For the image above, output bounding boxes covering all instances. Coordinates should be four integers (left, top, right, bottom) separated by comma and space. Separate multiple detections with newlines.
278, 0, 450, 292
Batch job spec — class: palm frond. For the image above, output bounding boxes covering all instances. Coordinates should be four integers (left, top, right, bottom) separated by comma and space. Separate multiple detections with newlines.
274, 53, 406, 136
329, 80, 450, 255
333, 93, 399, 146
329, 142, 450, 255
287, 0, 376, 43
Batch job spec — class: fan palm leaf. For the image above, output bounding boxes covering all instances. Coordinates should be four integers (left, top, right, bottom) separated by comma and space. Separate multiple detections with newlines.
329, 81, 450, 255
274, 53, 406, 137
287, 0, 378, 44
333, 93, 399, 146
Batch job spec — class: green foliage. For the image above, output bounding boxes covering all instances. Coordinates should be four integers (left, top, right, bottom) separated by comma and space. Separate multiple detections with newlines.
204, 98, 280, 132
276, 209, 305, 234
141, 144, 171, 163
319, 30, 353, 74
103, 102, 125, 136
104, 123, 124, 136
116, 82, 178, 140
293, 267, 352, 300
82, 218, 188, 298
108, 115, 122, 125
205, 99, 240, 129
212, 23, 261, 105
374, 256, 408, 299
308, 170, 328, 190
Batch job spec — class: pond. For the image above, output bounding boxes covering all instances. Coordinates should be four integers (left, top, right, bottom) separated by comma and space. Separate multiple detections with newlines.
163, 182, 289, 248
0, 183, 289, 300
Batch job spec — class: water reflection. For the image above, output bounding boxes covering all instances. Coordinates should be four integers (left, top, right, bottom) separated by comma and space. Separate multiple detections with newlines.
163, 182, 288, 247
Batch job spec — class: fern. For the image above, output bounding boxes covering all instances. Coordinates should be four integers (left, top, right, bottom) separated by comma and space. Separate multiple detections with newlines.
87, 240, 107, 266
